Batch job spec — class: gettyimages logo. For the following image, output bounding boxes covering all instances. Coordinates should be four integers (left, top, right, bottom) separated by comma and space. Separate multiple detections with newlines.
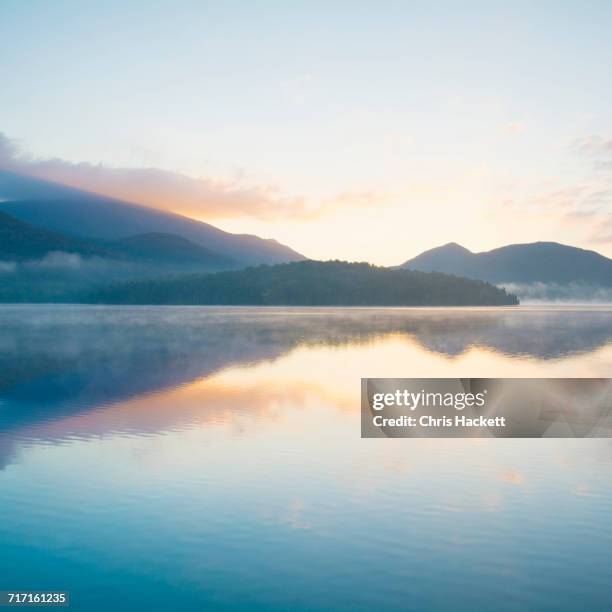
362, 378, 612, 438
371, 388, 487, 411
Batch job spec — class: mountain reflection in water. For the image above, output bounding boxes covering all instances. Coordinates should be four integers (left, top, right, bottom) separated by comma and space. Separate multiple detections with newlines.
1, 305, 612, 611
2, 304, 612, 464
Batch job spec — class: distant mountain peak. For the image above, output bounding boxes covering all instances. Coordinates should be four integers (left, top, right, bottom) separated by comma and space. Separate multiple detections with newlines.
400, 240, 612, 287
398, 242, 472, 270
437, 242, 472, 254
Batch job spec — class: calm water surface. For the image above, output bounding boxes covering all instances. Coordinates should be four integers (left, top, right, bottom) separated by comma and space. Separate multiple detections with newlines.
1, 305, 612, 611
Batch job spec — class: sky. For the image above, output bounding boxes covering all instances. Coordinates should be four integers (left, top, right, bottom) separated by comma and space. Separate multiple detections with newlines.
1, 0, 612, 264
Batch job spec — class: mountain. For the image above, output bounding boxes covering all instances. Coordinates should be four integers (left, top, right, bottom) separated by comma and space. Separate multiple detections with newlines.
400, 242, 612, 286
0, 209, 245, 302
109, 233, 235, 267
0, 210, 111, 260
0, 169, 305, 265
87, 260, 518, 306
0, 209, 233, 267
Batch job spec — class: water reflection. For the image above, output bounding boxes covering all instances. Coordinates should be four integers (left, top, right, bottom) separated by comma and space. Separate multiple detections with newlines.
1, 306, 612, 610
2, 305, 612, 467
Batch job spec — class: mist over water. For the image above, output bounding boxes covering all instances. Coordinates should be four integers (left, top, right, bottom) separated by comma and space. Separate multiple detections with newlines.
501, 282, 612, 304
1, 305, 612, 611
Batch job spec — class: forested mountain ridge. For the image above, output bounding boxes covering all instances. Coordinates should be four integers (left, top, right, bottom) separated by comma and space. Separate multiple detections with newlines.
87, 260, 519, 306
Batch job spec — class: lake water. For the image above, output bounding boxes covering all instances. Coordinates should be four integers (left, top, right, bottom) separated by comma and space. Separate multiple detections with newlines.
1, 305, 612, 611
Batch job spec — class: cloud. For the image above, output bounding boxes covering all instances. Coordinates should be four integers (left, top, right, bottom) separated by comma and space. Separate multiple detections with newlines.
571, 135, 612, 157
497, 136, 612, 248
26, 251, 85, 270
548, 186, 612, 246
560, 138, 612, 244
0, 261, 17, 274
0, 132, 384, 221
0, 252, 120, 274
502, 121, 526, 135
529, 186, 590, 210
571, 135, 612, 176
588, 217, 612, 245
503, 181, 611, 222
501, 470, 524, 486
